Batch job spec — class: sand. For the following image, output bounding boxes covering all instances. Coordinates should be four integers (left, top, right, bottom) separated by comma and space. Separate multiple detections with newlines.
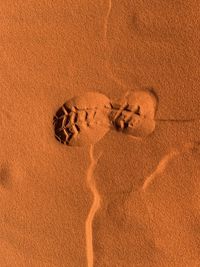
0, 1, 200, 266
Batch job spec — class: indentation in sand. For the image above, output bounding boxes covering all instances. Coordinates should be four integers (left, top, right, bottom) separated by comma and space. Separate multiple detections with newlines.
110, 88, 157, 137
53, 90, 158, 146
53, 92, 111, 146
0, 163, 12, 189
85, 145, 102, 267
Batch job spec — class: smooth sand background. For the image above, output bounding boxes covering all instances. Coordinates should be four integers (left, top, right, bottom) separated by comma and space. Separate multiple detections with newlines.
0, 1, 200, 266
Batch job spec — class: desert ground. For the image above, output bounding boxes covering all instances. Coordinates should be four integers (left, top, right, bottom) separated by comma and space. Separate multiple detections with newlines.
1, 1, 200, 266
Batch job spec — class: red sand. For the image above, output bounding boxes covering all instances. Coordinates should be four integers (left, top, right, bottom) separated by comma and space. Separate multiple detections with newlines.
0, 1, 200, 266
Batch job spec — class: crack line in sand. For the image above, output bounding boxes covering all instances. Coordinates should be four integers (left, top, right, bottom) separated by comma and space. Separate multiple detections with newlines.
85, 145, 102, 267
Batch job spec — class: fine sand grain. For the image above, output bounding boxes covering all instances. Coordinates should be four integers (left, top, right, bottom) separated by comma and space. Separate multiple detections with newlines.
1, 1, 200, 267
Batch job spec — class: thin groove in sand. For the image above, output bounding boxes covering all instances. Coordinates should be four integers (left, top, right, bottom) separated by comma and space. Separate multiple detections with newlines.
142, 143, 194, 192
85, 145, 102, 267
104, 0, 112, 43
140, 144, 195, 248
103, 0, 129, 89
142, 150, 180, 192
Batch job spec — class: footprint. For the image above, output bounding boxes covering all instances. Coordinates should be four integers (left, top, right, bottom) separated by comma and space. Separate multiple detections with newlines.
53, 92, 112, 146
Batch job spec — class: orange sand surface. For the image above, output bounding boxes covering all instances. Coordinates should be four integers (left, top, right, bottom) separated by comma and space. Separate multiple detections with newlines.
1, 1, 200, 266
